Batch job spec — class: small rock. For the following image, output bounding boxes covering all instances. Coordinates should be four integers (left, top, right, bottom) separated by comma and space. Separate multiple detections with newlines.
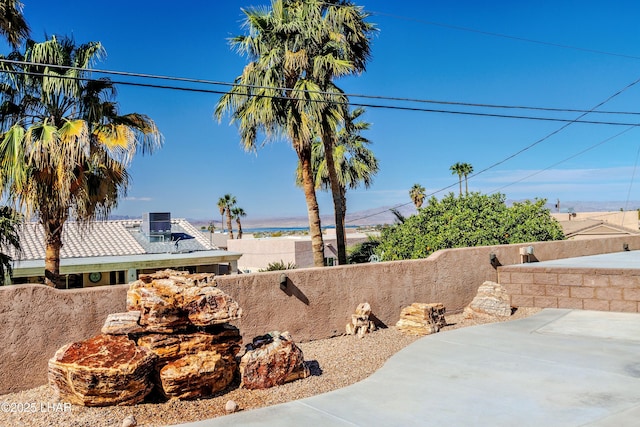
464, 281, 512, 318
122, 415, 137, 427
225, 399, 239, 414
396, 303, 446, 336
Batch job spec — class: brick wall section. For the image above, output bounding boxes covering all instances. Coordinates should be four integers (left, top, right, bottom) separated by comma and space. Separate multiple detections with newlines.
499, 266, 640, 313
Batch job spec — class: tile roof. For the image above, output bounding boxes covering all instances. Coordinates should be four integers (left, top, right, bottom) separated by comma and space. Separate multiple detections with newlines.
12, 219, 218, 261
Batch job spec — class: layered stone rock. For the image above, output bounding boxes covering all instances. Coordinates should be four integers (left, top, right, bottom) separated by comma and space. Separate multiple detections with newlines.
239, 331, 309, 390
137, 324, 242, 367
48, 334, 157, 406
126, 270, 241, 333
345, 302, 376, 338
159, 351, 235, 400
101, 311, 145, 335
396, 303, 447, 336
464, 281, 512, 318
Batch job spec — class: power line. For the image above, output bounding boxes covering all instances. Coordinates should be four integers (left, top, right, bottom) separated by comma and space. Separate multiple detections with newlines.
1, 58, 639, 117
2, 67, 640, 127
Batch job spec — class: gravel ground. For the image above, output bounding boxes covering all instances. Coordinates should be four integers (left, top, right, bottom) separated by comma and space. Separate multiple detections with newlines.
0, 307, 541, 427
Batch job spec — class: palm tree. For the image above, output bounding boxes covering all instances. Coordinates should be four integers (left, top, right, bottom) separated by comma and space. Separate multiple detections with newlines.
299, 107, 378, 252
231, 206, 246, 239
450, 162, 464, 197
0, 205, 21, 283
461, 163, 474, 195
215, 0, 374, 267
217, 194, 236, 239
0, 36, 162, 288
0, 0, 29, 49
409, 183, 426, 209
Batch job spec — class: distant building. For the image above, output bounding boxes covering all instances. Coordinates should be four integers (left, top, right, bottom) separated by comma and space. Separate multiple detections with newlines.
9, 213, 242, 288
551, 211, 640, 240
226, 230, 372, 272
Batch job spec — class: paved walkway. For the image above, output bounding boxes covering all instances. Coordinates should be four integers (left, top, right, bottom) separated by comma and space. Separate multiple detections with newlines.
173, 309, 640, 427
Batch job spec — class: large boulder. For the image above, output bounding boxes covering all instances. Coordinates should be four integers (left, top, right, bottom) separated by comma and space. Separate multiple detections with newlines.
159, 351, 235, 399
464, 281, 512, 318
126, 270, 241, 333
239, 331, 309, 390
396, 303, 447, 336
48, 334, 157, 406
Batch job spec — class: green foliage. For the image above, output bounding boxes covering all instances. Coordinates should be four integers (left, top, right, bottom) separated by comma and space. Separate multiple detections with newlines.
259, 260, 297, 272
0, 206, 21, 284
347, 237, 380, 264
376, 192, 564, 261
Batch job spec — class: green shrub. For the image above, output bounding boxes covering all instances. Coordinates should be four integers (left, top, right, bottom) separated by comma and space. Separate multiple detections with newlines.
259, 260, 297, 271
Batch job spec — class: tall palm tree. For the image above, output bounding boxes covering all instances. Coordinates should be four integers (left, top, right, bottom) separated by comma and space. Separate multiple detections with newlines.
0, 36, 162, 288
216, 0, 374, 267
461, 162, 474, 195
217, 194, 236, 239
0, 0, 29, 49
0, 205, 21, 283
299, 107, 378, 250
450, 162, 464, 197
231, 206, 246, 239
409, 183, 426, 209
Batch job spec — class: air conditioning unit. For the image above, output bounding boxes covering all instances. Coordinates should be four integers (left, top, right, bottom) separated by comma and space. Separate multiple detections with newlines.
142, 212, 171, 242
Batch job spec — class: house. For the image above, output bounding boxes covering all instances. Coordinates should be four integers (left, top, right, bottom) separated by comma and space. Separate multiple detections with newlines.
551, 211, 640, 240
226, 229, 372, 272
9, 213, 242, 288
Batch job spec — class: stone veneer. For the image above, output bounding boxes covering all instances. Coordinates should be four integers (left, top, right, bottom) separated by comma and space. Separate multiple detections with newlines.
499, 266, 640, 312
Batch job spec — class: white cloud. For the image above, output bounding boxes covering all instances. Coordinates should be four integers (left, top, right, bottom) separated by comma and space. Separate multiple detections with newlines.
123, 196, 153, 202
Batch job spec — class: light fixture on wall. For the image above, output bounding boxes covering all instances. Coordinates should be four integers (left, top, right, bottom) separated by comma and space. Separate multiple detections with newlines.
623, 243, 630, 251
279, 273, 288, 291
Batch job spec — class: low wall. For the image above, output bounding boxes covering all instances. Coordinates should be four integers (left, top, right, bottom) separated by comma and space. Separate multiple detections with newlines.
2, 234, 639, 394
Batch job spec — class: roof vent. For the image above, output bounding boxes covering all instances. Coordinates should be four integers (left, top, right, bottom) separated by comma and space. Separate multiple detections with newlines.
142, 212, 171, 242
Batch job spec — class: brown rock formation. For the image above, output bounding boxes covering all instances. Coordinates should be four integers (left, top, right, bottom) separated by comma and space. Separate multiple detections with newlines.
345, 302, 376, 338
126, 271, 241, 333
48, 334, 157, 406
396, 303, 447, 336
239, 331, 309, 390
101, 311, 145, 335
464, 281, 512, 318
159, 350, 235, 399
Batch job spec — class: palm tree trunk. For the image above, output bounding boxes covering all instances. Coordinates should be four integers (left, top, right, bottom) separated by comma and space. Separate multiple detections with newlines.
226, 208, 234, 239
237, 219, 243, 239
43, 218, 64, 288
458, 175, 463, 197
299, 146, 325, 267
321, 124, 347, 265
464, 175, 469, 195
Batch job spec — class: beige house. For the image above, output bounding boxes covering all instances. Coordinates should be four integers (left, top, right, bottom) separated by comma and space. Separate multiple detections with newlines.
226, 230, 372, 272
551, 211, 640, 240
10, 214, 242, 288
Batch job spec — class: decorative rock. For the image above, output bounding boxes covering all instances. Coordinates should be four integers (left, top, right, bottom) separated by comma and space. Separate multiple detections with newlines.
101, 311, 145, 335
48, 334, 157, 406
464, 281, 512, 318
396, 303, 446, 336
239, 331, 310, 390
159, 351, 234, 399
126, 270, 241, 333
225, 399, 239, 414
122, 415, 137, 427
137, 324, 242, 367
345, 302, 376, 338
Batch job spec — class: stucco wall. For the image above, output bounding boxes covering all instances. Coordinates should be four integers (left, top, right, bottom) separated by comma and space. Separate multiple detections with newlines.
2, 234, 639, 394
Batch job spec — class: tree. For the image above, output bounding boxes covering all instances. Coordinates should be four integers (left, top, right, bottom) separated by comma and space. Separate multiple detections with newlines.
0, 205, 21, 283
215, 0, 375, 267
409, 183, 426, 209
0, 36, 162, 287
298, 107, 378, 252
217, 194, 236, 239
0, 0, 29, 49
449, 162, 464, 197
231, 206, 246, 239
376, 193, 564, 261
461, 162, 473, 195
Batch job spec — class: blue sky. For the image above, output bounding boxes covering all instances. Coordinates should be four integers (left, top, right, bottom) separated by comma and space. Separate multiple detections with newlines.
16, 1, 640, 224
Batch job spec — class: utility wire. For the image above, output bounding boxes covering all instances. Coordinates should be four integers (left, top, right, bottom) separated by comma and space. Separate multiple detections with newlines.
1, 58, 639, 117
3, 67, 640, 127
